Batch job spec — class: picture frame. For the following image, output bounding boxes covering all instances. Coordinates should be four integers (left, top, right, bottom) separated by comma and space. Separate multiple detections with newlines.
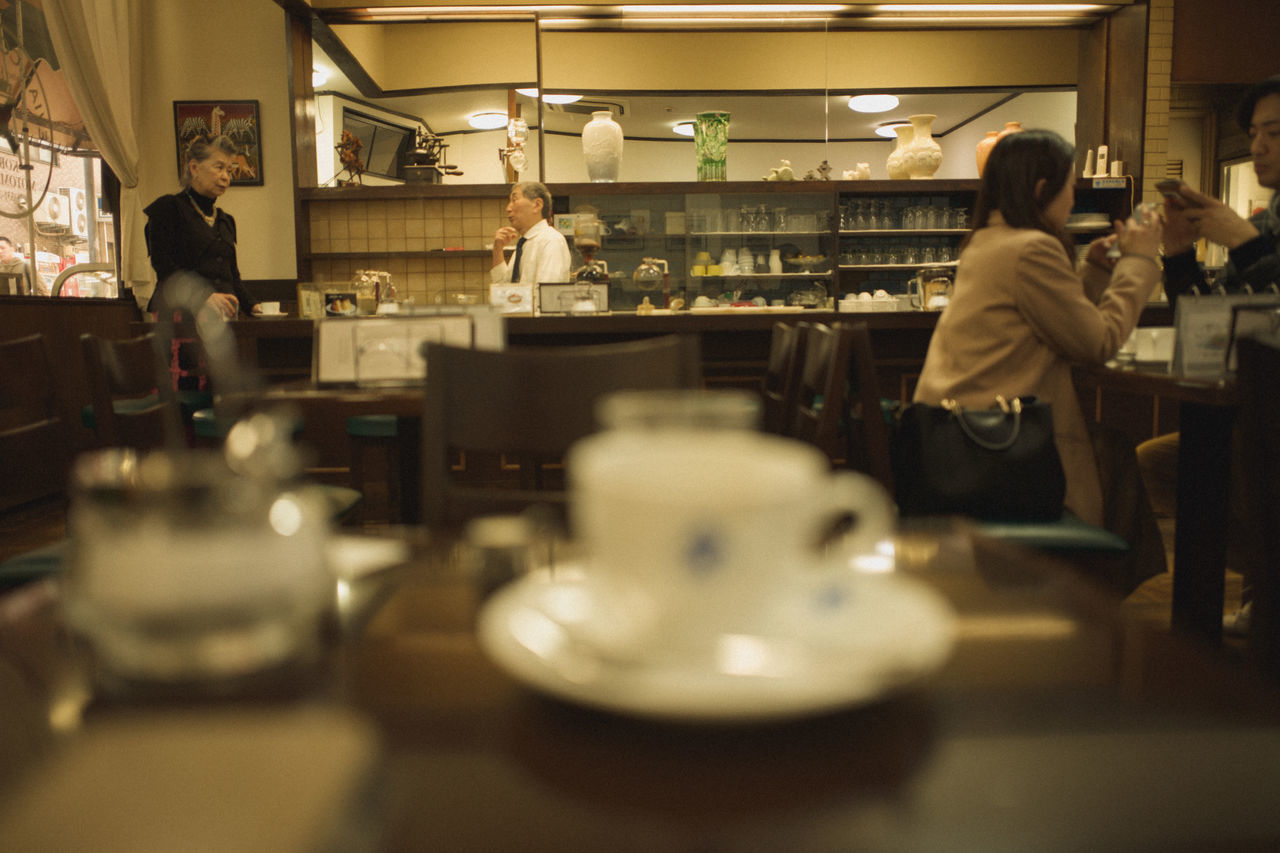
173, 100, 263, 186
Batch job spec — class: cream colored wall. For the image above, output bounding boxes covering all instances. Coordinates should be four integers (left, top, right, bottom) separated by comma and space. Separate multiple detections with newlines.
330, 22, 538, 90
542, 29, 1079, 91
138, 0, 295, 282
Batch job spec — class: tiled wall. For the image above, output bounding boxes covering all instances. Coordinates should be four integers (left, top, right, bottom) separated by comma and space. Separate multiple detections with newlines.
1142, 0, 1175, 203
306, 197, 509, 305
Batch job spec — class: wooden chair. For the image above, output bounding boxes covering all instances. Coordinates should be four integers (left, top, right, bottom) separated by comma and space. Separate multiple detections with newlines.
761, 321, 809, 436
0, 334, 74, 512
791, 322, 849, 464
420, 334, 702, 530
840, 322, 896, 493
1236, 334, 1280, 678
80, 332, 183, 451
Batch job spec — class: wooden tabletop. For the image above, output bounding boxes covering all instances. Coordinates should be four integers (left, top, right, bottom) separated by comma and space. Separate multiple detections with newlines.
3, 523, 1279, 850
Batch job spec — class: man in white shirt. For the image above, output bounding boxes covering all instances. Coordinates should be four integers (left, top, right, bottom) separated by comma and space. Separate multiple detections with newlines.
489, 182, 571, 295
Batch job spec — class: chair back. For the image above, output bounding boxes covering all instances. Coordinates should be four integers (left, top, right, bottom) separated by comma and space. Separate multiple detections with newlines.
80, 333, 182, 451
420, 334, 702, 529
0, 334, 73, 509
791, 322, 848, 462
841, 321, 895, 492
1237, 334, 1280, 678
761, 321, 809, 436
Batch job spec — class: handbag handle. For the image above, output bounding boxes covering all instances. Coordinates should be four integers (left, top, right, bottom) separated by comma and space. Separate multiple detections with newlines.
941, 395, 1023, 451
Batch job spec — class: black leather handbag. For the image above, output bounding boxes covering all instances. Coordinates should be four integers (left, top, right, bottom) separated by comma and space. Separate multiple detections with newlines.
893, 395, 1066, 521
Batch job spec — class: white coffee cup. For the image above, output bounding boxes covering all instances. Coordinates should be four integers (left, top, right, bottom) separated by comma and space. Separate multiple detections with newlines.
259, 301, 281, 315
566, 430, 894, 658
1134, 326, 1175, 363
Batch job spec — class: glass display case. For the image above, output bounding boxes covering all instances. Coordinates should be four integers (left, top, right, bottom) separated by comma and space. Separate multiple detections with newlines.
558, 185, 837, 312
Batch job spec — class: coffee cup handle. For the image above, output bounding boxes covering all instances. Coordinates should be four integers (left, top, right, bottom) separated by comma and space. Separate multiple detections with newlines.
819, 471, 895, 565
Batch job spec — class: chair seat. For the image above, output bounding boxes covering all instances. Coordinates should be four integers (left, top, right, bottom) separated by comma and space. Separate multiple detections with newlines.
345, 414, 398, 438
191, 407, 229, 440
81, 395, 165, 431
0, 540, 68, 590
975, 512, 1129, 554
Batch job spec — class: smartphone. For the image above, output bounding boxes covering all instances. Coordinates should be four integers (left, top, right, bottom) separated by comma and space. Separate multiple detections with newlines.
1156, 179, 1200, 206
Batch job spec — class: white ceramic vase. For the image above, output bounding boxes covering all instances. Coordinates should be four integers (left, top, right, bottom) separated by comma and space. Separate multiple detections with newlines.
903, 114, 943, 180
886, 124, 913, 180
582, 110, 623, 182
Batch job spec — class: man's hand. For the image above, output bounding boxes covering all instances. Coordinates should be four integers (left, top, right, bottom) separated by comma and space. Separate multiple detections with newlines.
1165, 183, 1259, 251
492, 226, 519, 253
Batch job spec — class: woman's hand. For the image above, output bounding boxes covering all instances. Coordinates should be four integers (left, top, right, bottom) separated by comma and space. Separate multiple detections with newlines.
1115, 209, 1163, 260
1169, 183, 1260, 250
205, 292, 238, 320
1085, 234, 1119, 270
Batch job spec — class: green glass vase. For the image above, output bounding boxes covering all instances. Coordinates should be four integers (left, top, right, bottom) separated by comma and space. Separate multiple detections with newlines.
694, 111, 730, 182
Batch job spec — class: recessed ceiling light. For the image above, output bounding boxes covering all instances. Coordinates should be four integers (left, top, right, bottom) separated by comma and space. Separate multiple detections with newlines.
468, 112, 509, 130
514, 88, 582, 104
876, 122, 910, 139
672, 121, 695, 137
848, 94, 899, 113
312, 67, 329, 87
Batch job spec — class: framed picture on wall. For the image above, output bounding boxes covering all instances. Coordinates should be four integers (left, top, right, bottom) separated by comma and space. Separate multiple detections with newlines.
173, 100, 263, 186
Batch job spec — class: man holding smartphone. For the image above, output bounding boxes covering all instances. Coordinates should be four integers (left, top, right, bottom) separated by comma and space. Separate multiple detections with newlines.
1159, 75, 1280, 304
1139, 75, 1280, 634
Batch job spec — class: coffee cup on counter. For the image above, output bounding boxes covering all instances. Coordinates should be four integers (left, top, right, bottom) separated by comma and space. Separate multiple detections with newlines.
258, 301, 282, 316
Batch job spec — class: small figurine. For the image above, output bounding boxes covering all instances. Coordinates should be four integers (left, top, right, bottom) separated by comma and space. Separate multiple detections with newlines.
334, 130, 365, 186
763, 159, 795, 181
843, 163, 872, 181
816, 160, 832, 181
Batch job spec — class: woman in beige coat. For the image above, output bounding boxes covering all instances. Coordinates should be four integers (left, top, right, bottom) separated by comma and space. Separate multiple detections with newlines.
914, 130, 1165, 590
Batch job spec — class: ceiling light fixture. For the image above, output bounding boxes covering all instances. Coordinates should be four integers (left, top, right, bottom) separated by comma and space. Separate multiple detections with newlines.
848, 94, 899, 113
312, 67, 329, 87
672, 122, 695, 137
468, 112, 510, 130
875, 122, 910, 139
514, 88, 583, 104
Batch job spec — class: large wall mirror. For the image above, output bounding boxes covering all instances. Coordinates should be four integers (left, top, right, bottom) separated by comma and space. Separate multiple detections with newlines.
310, 17, 1085, 185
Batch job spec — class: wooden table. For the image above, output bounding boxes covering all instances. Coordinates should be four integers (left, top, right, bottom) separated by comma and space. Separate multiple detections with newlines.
3, 525, 1280, 850
1079, 361, 1238, 643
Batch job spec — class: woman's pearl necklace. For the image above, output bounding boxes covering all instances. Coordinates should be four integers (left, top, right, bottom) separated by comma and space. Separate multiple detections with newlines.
186, 190, 217, 227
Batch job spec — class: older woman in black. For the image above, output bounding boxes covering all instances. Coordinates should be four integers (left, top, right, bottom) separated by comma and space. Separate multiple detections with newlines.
144, 134, 259, 319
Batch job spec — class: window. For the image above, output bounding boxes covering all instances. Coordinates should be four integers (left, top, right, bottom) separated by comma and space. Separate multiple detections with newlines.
342, 109, 413, 181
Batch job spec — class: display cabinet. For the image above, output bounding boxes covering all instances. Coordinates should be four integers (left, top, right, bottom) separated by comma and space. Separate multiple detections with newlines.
296, 178, 1133, 313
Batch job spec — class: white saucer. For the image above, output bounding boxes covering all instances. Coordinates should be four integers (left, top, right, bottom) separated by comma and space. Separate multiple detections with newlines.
476, 567, 955, 723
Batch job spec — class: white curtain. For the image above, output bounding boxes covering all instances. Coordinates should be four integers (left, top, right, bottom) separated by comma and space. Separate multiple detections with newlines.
44, 0, 153, 307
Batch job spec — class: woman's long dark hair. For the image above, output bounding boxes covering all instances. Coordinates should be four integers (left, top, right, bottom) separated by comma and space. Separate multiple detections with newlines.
962, 129, 1076, 259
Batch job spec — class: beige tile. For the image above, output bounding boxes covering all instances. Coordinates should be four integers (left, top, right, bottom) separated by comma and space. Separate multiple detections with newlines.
386, 218, 406, 239
368, 236, 388, 252
443, 198, 463, 220
407, 257, 427, 273
425, 219, 444, 241
311, 236, 331, 253
462, 198, 485, 219
424, 199, 443, 220
405, 219, 425, 239
386, 199, 405, 218
347, 219, 368, 239
330, 237, 350, 253
348, 234, 369, 252
388, 237, 407, 252
367, 202, 387, 221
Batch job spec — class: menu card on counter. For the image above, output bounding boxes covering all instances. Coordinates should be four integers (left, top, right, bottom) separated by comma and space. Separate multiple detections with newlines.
313, 309, 505, 386
1173, 292, 1280, 377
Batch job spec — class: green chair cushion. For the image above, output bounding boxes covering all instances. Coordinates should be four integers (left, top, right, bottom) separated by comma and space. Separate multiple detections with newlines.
191, 407, 229, 439
0, 540, 67, 590
81, 395, 165, 431
345, 414, 398, 439
976, 512, 1129, 554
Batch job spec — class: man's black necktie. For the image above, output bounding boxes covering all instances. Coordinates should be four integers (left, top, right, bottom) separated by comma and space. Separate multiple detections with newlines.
510, 237, 527, 282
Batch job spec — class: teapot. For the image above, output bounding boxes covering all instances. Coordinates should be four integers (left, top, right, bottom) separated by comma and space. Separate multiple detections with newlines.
908, 271, 953, 311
